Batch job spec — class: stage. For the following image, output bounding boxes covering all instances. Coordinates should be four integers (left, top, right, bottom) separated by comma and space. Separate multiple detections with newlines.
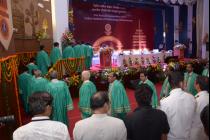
91, 50, 173, 69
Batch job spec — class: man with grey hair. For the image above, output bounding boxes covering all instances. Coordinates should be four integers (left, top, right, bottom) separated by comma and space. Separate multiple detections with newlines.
73, 91, 127, 140
46, 70, 73, 126
79, 70, 97, 119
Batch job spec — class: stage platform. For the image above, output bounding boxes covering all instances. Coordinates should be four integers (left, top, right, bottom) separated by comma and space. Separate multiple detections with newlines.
91, 50, 173, 70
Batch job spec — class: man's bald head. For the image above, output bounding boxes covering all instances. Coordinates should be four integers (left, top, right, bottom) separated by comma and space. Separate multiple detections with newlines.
34, 70, 42, 78
82, 71, 91, 81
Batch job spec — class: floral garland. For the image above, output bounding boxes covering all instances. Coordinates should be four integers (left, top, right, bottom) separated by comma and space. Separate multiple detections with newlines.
0, 55, 22, 126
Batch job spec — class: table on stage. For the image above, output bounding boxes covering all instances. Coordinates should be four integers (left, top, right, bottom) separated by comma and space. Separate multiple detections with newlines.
117, 51, 173, 66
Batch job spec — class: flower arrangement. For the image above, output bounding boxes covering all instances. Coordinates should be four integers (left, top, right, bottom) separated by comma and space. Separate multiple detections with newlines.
66, 74, 81, 87
147, 64, 162, 73
100, 46, 113, 55
61, 30, 74, 47
35, 30, 48, 41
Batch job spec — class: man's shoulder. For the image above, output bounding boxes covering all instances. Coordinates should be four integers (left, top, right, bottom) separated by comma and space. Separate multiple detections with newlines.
147, 80, 155, 86
76, 115, 124, 126
182, 91, 196, 99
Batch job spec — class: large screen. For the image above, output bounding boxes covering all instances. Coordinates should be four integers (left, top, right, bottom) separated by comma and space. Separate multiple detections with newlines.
73, 1, 155, 53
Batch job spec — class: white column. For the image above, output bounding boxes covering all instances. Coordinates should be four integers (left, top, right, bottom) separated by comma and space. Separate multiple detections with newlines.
51, 0, 69, 51
174, 6, 179, 42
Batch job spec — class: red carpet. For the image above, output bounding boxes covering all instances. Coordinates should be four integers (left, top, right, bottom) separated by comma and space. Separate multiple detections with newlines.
68, 83, 162, 138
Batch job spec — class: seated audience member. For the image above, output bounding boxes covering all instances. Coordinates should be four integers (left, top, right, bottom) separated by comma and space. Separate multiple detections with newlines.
125, 84, 170, 140
160, 72, 196, 140
13, 92, 70, 140
200, 104, 209, 137
190, 76, 209, 140
73, 91, 127, 140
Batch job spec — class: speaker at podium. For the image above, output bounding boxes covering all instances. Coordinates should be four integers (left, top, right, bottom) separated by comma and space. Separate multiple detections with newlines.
100, 47, 113, 68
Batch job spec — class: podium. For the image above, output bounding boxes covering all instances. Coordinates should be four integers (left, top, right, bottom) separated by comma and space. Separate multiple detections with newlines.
100, 50, 112, 68
173, 45, 185, 59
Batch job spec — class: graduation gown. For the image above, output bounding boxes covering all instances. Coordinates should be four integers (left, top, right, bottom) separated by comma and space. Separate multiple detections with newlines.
46, 80, 73, 126
50, 47, 62, 65
36, 50, 51, 75
27, 63, 39, 75
82, 44, 89, 69
62, 46, 75, 59
139, 79, 158, 108
184, 72, 198, 96
86, 45, 93, 69
202, 68, 209, 77
74, 45, 85, 58
28, 77, 49, 98
160, 77, 171, 99
79, 81, 97, 118
108, 80, 131, 116
18, 72, 32, 112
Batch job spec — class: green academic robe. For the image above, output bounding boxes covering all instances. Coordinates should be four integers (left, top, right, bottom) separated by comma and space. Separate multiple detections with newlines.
62, 46, 75, 59
50, 47, 62, 65
28, 77, 49, 98
46, 80, 73, 126
18, 72, 32, 113
79, 81, 97, 119
109, 80, 131, 119
86, 45, 93, 69
82, 44, 89, 69
160, 77, 171, 99
27, 63, 39, 75
139, 79, 158, 108
36, 50, 51, 75
74, 45, 85, 58
202, 68, 209, 77
184, 72, 198, 96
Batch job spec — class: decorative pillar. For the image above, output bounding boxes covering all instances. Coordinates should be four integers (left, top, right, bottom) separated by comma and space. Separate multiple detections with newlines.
51, 0, 69, 51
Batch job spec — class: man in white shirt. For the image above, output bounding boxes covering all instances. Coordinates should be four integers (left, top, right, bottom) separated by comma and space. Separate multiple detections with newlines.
13, 92, 70, 140
190, 76, 209, 140
73, 91, 127, 140
160, 71, 196, 140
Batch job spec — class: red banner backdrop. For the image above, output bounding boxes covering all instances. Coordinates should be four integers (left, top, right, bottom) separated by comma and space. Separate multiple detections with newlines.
73, 1, 155, 53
